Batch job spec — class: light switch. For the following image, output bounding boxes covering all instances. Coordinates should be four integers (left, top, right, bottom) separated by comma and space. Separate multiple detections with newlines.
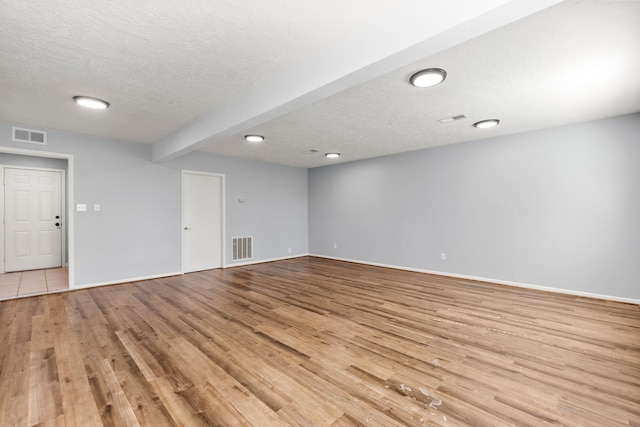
94, 204, 100, 211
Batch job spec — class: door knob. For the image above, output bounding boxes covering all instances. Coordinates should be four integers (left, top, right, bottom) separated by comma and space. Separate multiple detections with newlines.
55, 215, 60, 219
55, 223, 60, 227
184, 226, 192, 230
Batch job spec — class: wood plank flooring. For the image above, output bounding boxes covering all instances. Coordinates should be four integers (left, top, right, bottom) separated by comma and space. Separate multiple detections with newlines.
0, 256, 638, 426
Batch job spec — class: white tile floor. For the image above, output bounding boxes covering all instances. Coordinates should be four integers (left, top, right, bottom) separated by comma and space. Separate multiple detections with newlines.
0, 268, 68, 300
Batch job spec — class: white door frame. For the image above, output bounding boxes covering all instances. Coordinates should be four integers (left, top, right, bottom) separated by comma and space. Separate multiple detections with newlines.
0, 147, 74, 287
1, 165, 66, 273
181, 170, 226, 272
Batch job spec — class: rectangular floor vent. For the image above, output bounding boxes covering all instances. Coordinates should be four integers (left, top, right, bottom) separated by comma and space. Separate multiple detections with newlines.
232, 236, 253, 261
12, 127, 47, 145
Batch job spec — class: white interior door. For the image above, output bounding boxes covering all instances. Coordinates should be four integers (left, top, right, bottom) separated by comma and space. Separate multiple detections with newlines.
4, 168, 63, 272
182, 171, 223, 273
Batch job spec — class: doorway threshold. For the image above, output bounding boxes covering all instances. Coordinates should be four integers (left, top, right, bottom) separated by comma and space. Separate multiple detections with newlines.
0, 268, 68, 300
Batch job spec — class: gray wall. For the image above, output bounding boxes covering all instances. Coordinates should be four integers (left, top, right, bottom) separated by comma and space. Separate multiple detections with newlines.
168, 152, 308, 262
0, 121, 308, 287
0, 152, 68, 170
1, 114, 637, 300
309, 114, 640, 300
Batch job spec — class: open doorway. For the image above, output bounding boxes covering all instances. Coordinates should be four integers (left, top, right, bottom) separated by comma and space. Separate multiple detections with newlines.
0, 148, 74, 299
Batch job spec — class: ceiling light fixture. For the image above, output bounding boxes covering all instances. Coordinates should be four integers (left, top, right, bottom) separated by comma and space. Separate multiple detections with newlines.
473, 119, 500, 129
245, 134, 264, 143
409, 68, 447, 88
325, 153, 340, 159
73, 96, 110, 110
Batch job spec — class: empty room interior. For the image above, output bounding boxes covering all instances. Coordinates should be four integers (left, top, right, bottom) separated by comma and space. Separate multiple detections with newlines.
0, 1, 639, 426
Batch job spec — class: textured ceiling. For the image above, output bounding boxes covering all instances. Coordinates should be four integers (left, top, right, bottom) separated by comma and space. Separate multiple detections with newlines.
1, 0, 639, 168
1, 0, 401, 143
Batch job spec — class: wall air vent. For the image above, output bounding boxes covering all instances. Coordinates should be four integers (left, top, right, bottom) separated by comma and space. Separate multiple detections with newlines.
438, 114, 468, 124
232, 236, 253, 261
12, 127, 47, 145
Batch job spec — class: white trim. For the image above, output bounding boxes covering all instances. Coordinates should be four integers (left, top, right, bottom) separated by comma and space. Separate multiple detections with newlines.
181, 170, 225, 273
73, 271, 182, 289
0, 147, 74, 288
225, 253, 308, 268
309, 254, 640, 305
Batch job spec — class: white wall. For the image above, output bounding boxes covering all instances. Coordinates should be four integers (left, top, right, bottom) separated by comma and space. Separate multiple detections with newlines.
0, 121, 308, 287
309, 114, 640, 301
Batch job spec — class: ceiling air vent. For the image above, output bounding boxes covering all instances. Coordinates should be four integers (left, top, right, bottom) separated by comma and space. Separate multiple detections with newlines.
438, 114, 468, 124
12, 127, 47, 145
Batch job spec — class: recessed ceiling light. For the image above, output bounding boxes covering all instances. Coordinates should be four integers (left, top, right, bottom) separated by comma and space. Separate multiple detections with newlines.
473, 119, 500, 129
73, 96, 109, 110
245, 134, 264, 143
325, 153, 340, 159
409, 68, 447, 88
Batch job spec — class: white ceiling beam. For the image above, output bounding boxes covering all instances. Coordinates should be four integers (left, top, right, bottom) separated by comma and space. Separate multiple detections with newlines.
152, 0, 563, 162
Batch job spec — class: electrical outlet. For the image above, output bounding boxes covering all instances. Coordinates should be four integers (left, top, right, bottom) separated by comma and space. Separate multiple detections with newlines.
288, 248, 292, 254
441, 253, 446, 261
333, 243, 338, 249
76, 204, 86, 212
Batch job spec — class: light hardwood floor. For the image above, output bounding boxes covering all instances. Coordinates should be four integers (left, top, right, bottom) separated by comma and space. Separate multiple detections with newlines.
0, 257, 638, 426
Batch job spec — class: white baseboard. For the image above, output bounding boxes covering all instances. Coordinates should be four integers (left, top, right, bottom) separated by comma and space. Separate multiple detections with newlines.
224, 253, 309, 268
309, 254, 640, 305
72, 271, 183, 290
